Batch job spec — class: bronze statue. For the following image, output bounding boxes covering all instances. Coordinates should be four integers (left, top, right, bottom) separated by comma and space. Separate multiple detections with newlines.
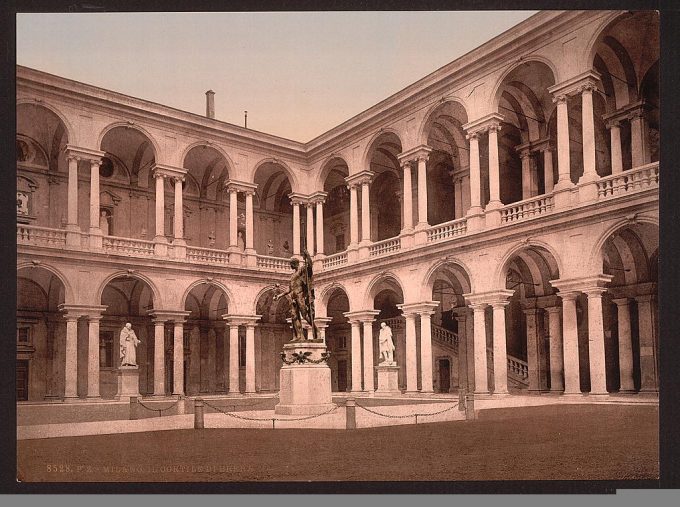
274, 249, 317, 341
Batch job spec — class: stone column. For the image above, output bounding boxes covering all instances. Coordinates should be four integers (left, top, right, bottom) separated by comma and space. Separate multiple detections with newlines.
491, 302, 510, 395
89, 159, 102, 234
607, 120, 624, 175
173, 176, 184, 241
525, 308, 542, 392
172, 320, 185, 396
416, 154, 429, 226
636, 294, 658, 392
349, 184, 359, 245
612, 298, 634, 392
361, 180, 371, 242
245, 191, 254, 251
245, 323, 256, 393
153, 318, 166, 396
419, 310, 435, 393
466, 132, 483, 213
585, 288, 608, 395
305, 203, 315, 254
561, 292, 581, 394
292, 200, 301, 256
67, 155, 79, 229
63, 314, 79, 399
362, 320, 375, 392
350, 320, 362, 393
521, 149, 532, 200
470, 303, 488, 394
228, 323, 240, 394
208, 329, 217, 393
579, 83, 598, 183
543, 148, 555, 193
546, 306, 564, 392
404, 313, 418, 393
553, 95, 572, 189
315, 199, 325, 255
401, 160, 414, 231
87, 314, 101, 399
228, 188, 238, 249
453, 309, 469, 392
630, 110, 649, 168
453, 178, 463, 219
487, 124, 502, 207
154, 171, 166, 241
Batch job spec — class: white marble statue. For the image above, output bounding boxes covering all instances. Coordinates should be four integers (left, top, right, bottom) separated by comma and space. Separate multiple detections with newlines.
100, 210, 110, 235
237, 231, 245, 251
378, 322, 395, 365
119, 322, 141, 367
267, 239, 274, 255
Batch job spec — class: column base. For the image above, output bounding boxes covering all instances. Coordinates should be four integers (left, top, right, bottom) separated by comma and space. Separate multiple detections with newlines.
465, 209, 485, 232
552, 182, 575, 209
347, 246, 359, 263
358, 242, 370, 259
413, 227, 428, 245
577, 180, 599, 203
89, 228, 103, 249
172, 239, 187, 259
485, 208, 501, 227
399, 230, 414, 248
244, 250, 257, 267
154, 236, 168, 256
65, 226, 82, 247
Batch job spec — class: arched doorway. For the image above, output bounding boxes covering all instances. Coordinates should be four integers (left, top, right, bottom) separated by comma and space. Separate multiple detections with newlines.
17, 265, 67, 400
367, 133, 403, 241
321, 158, 350, 255
100, 275, 155, 398
369, 276, 405, 390
253, 162, 294, 256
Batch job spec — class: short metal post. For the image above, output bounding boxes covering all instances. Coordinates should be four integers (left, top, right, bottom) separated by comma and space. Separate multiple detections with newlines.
345, 398, 356, 430
194, 397, 204, 429
465, 393, 476, 421
129, 396, 138, 420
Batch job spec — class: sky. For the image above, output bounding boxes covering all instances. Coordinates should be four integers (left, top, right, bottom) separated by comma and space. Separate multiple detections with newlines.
17, 11, 537, 142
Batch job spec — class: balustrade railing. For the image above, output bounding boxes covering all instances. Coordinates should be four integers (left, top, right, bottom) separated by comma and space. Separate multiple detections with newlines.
17, 224, 66, 247
431, 324, 459, 351
597, 162, 659, 198
500, 194, 555, 224
256, 255, 290, 271
186, 246, 229, 264
427, 218, 467, 242
322, 251, 348, 270
369, 237, 401, 257
487, 348, 529, 386
103, 235, 155, 256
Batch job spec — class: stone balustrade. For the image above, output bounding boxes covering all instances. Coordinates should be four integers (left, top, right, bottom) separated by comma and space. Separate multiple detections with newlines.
17, 224, 66, 247
427, 217, 467, 243
369, 237, 401, 257
431, 324, 459, 352
500, 194, 555, 224
322, 251, 348, 270
103, 235, 155, 257
186, 246, 230, 264
256, 255, 290, 271
597, 162, 659, 199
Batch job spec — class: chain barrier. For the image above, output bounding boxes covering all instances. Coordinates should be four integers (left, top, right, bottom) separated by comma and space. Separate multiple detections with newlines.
355, 401, 459, 423
201, 399, 338, 428
136, 398, 181, 417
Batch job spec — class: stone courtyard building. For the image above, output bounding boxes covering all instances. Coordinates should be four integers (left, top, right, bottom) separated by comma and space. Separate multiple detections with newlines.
16, 11, 658, 404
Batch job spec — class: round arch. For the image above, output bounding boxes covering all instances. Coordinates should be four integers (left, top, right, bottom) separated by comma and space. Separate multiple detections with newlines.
180, 141, 236, 175
582, 11, 636, 75
361, 128, 405, 171
96, 271, 162, 308
180, 279, 234, 312
318, 282, 352, 317
251, 284, 281, 315
364, 271, 405, 309
589, 216, 660, 274
422, 258, 474, 301
489, 56, 560, 114
16, 98, 77, 147
494, 240, 564, 291
316, 155, 350, 190
96, 122, 162, 162
417, 97, 470, 146
17, 261, 74, 304
250, 157, 299, 193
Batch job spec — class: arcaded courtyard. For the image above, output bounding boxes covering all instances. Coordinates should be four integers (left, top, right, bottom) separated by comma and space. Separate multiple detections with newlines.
17, 404, 658, 482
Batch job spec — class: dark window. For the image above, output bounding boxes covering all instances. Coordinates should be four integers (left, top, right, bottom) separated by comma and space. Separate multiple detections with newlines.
99, 331, 114, 367
239, 334, 246, 367
99, 157, 114, 178
17, 327, 30, 344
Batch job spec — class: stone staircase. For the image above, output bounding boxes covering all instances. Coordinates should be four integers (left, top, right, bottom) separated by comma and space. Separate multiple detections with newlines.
431, 324, 529, 389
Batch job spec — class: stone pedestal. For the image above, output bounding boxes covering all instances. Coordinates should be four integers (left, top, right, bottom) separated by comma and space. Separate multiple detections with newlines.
115, 366, 140, 401
275, 341, 335, 415
375, 363, 400, 395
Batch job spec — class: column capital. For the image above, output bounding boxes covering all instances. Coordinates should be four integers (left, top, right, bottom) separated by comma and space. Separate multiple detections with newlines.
313, 317, 333, 329
288, 192, 309, 205
547, 70, 601, 98
397, 145, 433, 165
65, 145, 106, 163
222, 314, 261, 326
345, 170, 375, 188
602, 99, 649, 124
308, 191, 328, 205
462, 113, 505, 136
463, 290, 514, 307
343, 310, 379, 323
148, 310, 191, 322
225, 179, 258, 194
545, 305, 562, 315
611, 297, 631, 307
634, 293, 656, 304
58, 303, 107, 319
399, 301, 439, 316
550, 274, 613, 294
153, 164, 187, 180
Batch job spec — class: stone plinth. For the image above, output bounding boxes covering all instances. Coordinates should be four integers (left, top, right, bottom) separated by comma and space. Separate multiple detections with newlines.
375, 363, 400, 395
115, 366, 140, 401
275, 341, 335, 415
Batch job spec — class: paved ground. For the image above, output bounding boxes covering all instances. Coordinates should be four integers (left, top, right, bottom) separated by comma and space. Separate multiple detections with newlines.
17, 404, 658, 482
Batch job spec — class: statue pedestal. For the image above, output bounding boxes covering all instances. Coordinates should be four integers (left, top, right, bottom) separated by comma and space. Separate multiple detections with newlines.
275, 341, 335, 415
375, 363, 400, 395
115, 366, 140, 401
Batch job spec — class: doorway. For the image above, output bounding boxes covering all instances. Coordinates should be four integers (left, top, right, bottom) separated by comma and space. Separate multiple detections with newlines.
337, 360, 348, 392
438, 358, 451, 393
17, 360, 29, 401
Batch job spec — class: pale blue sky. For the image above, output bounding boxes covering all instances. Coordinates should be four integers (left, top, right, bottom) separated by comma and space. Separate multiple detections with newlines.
17, 11, 537, 142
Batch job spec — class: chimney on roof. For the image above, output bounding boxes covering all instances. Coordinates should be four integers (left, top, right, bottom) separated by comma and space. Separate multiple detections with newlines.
205, 90, 215, 119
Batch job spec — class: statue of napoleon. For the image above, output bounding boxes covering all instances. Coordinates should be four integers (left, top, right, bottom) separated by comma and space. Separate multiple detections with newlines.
120, 322, 141, 367
274, 249, 317, 341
